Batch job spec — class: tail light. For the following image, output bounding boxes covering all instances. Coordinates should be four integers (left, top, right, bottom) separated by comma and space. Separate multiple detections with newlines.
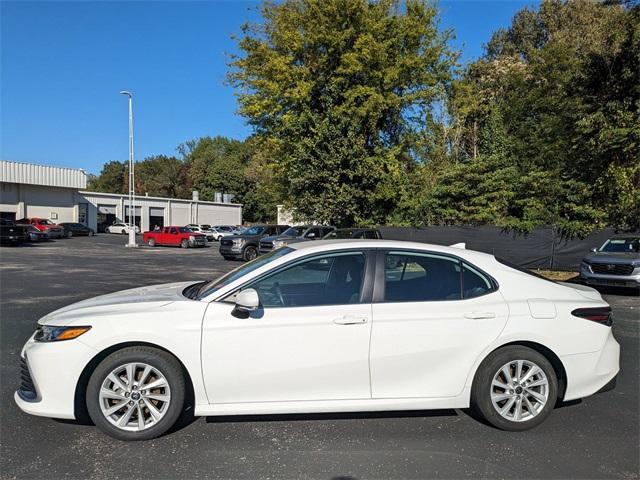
571, 307, 612, 326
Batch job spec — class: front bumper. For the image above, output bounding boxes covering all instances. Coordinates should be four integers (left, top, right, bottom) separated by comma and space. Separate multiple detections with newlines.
14, 334, 97, 420
561, 328, 620, 401
219, 243, 243, 257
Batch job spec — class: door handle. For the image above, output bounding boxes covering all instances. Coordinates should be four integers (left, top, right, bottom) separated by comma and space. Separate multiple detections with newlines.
333, 315, 368, 325
464, 312, 496, 320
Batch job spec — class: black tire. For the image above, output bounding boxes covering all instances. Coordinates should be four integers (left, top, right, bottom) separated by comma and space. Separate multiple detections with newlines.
180, 239, 189, 249
86, 346, 185, 441
89, 230, 95, 236
66, 230, 73, 238
147, 238, 156, 247
242, 245, 258, 262
121, 229, 127, 235
470, 346, 557, 431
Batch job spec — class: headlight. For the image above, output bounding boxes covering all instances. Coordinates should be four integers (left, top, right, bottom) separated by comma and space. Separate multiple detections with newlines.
273, 240, 288, 249
232, 238, 245, 245
34, 325, 91, 342
189, 235, 195, 241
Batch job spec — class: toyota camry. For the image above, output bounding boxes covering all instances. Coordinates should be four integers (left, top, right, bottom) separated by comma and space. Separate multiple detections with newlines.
15, 240, 620, 440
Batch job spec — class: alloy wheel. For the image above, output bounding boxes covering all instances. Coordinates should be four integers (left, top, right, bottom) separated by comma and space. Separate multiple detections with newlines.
490, 359, 549, 422
98, 362, 171, 432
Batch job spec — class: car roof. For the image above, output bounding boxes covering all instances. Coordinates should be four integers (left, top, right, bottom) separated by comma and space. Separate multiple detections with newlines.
288, 238, 493, 259
609, 234, 639, 239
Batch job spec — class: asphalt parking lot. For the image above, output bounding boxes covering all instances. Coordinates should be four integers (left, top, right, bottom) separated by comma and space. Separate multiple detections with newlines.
1, 235, 638, 480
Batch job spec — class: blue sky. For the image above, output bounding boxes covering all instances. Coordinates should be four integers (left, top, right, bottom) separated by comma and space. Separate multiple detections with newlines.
1, 0, 536, 175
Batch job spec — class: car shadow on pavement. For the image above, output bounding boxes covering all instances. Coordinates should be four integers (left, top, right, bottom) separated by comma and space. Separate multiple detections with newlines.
204, 408, 458, 424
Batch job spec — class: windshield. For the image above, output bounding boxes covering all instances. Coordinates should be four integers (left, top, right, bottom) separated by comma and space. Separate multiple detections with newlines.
243, 226, 265, 236
39, 219, 54, 225
282, 226, 306, 237
599, 238, 639, 253
196, 247, 293, 299
180, 227, 193, 233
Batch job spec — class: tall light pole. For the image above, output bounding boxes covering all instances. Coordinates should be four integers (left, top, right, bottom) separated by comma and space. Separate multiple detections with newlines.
120, 91, 137, 247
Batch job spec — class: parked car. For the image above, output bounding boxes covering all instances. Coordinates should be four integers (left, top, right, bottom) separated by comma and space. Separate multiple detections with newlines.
59, 222, 95, 237
219, 224, 290, 261
16, 217, 65, 239
105, 223, 140, 235
580, 235, 640, 292
209, 225, 237, 241
143, 226, 206, 248
323, 228, 382, 240
259, 225, 335, 254
23, 225, 49, 242
15, 240, 619, 441
209, 227, 233, 241
0, 219, 27, 246
185, 225, 215, 242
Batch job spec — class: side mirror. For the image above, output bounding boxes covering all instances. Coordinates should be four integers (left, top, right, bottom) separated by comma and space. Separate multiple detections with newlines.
234, 288, 259, 312
590, 247, 597, 253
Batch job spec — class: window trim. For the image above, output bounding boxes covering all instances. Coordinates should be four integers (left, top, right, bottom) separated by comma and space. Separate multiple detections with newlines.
373, 248, 498, 304
221, 248, 376, 308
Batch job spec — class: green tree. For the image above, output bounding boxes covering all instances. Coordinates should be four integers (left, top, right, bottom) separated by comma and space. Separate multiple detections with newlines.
134, 155, 191, 198
87, 160, 127, 194
228, 0, 456, 226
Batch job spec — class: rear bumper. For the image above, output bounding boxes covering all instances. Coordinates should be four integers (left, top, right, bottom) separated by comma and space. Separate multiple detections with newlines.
561, 329, 620, 401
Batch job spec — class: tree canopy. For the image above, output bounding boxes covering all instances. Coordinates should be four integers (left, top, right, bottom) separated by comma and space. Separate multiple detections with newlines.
89, 0, 639, 236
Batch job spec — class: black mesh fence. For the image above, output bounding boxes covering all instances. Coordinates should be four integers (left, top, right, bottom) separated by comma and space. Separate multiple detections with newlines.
378, 226, 621, 270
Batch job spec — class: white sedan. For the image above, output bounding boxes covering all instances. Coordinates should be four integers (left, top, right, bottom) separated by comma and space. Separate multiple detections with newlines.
105, 222, 140, 234
15, 240, 619, 441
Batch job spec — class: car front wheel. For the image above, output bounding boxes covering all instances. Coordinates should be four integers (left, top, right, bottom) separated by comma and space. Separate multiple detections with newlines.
242, 246, 258, 261
470, 346, 557, 431
86, 346, 185, 441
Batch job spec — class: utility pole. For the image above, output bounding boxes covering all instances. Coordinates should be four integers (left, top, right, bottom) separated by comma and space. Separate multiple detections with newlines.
120, 91, 137, 247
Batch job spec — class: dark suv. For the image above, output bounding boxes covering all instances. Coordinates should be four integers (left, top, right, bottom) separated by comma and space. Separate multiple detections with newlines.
259, 225, 335, 254
219, 224, 290, 261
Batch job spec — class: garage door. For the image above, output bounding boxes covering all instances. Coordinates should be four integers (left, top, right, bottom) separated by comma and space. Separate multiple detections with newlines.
98, 205, 117, 214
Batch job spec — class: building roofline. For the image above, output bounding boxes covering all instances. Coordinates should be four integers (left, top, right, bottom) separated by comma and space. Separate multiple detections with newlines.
1, 159, 87, 174
79, 190, 243, 207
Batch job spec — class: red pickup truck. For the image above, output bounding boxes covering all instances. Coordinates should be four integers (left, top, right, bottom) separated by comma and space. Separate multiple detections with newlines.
143, 226, 206, 248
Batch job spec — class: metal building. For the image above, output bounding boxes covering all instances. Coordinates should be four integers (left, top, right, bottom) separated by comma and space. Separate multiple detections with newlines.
0, 160, 242, 231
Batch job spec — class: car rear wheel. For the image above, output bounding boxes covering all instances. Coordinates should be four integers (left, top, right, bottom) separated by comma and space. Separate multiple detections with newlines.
66, 230, 73, 238
86, 346, 185, 441
147, 238, 156, 247
470, 346, 557, 431
121, 229, 127, 234
242, 246, 258, 261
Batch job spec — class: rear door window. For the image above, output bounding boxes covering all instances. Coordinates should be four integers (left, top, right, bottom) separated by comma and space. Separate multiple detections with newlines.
384, 251, 462, 302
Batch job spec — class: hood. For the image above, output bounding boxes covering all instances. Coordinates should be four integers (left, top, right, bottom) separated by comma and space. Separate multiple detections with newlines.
584, 252, 640, 266
38, 281, 198, 326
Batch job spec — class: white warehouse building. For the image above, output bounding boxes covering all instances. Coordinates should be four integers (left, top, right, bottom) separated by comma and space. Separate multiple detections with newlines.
0, 160, 242, 231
